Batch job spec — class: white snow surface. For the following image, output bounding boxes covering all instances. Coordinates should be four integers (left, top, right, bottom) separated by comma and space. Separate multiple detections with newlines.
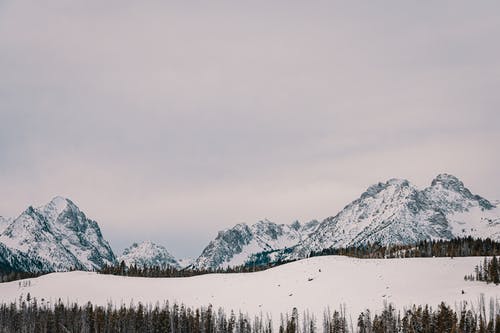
1, 256, 498, 325
448, 206, 500, 240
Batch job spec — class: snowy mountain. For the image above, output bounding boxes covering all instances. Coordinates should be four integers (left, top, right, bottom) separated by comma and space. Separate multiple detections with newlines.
0, 196, 117, 272
191, 174, 499, 268
118, 241, 179, 269
190, 219, 319, 269
290, 174, 499, 258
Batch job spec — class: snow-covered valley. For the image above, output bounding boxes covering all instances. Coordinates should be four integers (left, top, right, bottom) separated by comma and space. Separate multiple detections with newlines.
0, 256, 497, 323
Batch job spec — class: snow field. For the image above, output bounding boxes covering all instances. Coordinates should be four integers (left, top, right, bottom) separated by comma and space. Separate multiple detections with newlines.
0, 255, 498, 326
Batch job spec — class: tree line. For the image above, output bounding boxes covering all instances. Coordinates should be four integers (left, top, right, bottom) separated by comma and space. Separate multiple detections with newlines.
97, 259, 286, 278
464, 256, 500, 285
352, 301, 500, 333
309, 237, 500, 260
1, 297, 499, 333
0, 270, 50, 284
0, 297, 267, 333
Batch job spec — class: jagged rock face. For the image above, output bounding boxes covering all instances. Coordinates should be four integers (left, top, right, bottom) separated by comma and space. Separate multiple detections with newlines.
290, 174, 499, 258
0, 197, 117, 272
118, 241, 179, 269
190, 219, 319, 270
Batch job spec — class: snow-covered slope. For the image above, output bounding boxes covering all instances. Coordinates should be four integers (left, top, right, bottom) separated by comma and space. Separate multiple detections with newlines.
290, 174, 499, 258
190, 219, 319, 269
0, 256, 497, 325
118, 241, 179, 268
0, 196, 117, 272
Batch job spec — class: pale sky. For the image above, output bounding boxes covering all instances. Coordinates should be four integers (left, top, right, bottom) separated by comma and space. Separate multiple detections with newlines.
1, 1, 499, 259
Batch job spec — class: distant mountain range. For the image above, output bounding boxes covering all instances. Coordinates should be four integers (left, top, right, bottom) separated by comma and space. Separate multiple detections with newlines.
1, 174, 498, 273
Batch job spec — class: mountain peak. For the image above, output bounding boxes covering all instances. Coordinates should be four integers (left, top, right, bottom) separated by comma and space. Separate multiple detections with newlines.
38, 196, 75, 221
119, 241, 179, 268
49, 195, 70, 206
123, 241, 157, 253
431, 173, 463, 189
386, 178, 410, 186
361, 178, 413, 200
23, 205, 36, 215
290, 220, 301, 230
429, 174, 495, 210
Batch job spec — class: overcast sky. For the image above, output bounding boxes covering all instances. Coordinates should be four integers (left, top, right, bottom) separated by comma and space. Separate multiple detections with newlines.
1, 1, 499, 258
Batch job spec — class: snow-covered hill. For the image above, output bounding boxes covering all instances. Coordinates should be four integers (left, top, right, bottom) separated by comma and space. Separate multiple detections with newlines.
290, 174, 499, 258
190, 219, 319, 269
0, 256, 497, 324
0, 197, 117, 272
118, 241, 179, 268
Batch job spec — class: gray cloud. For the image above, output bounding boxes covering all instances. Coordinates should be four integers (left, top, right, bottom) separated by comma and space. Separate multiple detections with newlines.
1, 0, 499, 257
